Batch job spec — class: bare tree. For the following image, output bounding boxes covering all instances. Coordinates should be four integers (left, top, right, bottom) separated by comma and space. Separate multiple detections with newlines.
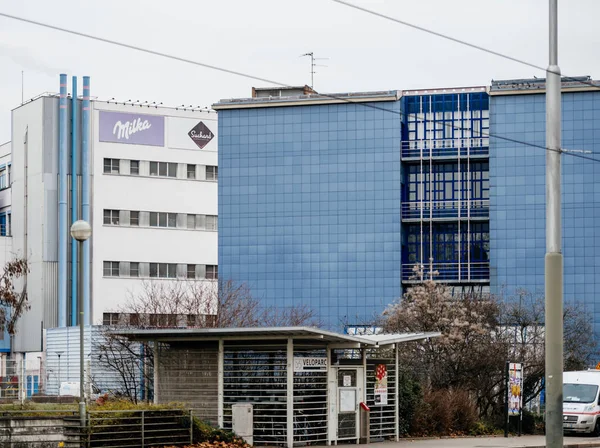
0, 257, 30, 335
95, 279, 319, 401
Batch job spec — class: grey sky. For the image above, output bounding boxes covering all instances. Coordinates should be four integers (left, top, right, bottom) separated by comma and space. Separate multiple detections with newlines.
0, 0, 599, 143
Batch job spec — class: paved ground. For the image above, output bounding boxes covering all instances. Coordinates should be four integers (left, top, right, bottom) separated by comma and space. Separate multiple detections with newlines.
356, 435, 600, 448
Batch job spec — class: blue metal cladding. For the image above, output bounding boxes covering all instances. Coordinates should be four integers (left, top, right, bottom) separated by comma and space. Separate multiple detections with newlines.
70, 76, 78, 327
218, 101, 402, 329
58, 74, 68, 328
489, 90, 600, 336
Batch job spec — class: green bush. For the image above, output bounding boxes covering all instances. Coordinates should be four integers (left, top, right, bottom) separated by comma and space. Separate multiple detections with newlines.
397, 373, 422, 436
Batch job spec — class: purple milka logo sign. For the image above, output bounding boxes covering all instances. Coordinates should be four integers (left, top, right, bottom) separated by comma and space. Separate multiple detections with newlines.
99, 111, 165, 146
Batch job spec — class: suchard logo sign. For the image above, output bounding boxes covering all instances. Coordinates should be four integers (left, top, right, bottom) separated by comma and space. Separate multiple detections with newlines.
99, 111, 165, 147
188, 121, 214, 149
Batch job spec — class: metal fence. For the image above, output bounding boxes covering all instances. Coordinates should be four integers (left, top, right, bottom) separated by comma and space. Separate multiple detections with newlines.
88, 409, 193, 447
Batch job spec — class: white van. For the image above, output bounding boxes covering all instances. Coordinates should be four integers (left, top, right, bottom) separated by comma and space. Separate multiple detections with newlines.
563, 370, 600, 435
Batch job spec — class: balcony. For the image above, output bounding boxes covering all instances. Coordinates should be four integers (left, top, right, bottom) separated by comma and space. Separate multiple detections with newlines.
401, 138, 489, 160
401, 262, 490, 283
401, 200, 489, 221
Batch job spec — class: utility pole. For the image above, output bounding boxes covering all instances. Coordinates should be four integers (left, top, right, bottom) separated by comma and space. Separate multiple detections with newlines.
545, 0, 563, 447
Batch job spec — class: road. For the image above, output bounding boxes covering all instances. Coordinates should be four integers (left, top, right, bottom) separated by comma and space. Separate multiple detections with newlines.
356, 435, 600, 448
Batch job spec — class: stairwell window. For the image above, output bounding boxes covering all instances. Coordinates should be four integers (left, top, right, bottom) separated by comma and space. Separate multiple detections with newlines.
206, 166, 218, 181
104, 158, 120, 174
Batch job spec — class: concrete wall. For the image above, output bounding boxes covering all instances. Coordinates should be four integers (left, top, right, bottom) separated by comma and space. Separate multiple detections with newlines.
0, 417, 79, 447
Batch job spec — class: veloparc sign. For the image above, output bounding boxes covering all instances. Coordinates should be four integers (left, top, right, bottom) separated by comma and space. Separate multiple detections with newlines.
293, 357, 327, 372
99, 111, 165, 146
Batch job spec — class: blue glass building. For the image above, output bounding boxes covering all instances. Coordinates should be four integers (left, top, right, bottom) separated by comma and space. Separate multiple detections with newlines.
215, 78, 600, 333
215, 92, 402, 326
489, 77, 600, 332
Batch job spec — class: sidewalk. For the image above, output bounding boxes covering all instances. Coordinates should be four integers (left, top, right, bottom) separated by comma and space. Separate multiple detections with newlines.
358, 435, 600, 448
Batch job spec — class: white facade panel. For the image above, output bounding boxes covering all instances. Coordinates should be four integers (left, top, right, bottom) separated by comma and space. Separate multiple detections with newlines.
6, 94, 218, 349
90, 102, 218, 325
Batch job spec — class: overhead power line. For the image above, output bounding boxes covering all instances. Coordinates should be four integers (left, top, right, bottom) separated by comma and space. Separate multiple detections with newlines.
331, 0, 600, 92
1, 11, 599, 163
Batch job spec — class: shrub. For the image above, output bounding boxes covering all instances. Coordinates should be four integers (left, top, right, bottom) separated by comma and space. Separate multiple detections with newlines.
397, 373, 422, 436
410, 388, 479, 436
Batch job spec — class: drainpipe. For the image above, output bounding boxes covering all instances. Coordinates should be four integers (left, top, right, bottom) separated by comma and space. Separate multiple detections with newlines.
82, 76, 91, 325
70, 76, 78, 327
58, 74, 68, 328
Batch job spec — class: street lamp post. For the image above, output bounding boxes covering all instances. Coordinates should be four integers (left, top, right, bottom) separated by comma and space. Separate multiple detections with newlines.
70, 220, 91, 432
56, 351, 63, 395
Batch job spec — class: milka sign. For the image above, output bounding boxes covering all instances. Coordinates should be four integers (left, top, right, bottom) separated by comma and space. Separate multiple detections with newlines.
99, 111, 165, 146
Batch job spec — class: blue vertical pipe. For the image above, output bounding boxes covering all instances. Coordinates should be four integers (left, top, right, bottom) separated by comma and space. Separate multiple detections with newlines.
70, 77, 78, 327
82, 76, 91, 326
58, 74, 68, 328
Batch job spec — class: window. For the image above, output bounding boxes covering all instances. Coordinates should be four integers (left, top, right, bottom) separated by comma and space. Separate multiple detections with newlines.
103, 209, 120, 225
149, 263, 177, 278
187, 264, 196, 279
149, 212, 177, 228
130, 262, 139, 278
150, 161, 177, 178
104, 158, 120, 174
103, 261, 120, 277
187, 164, 196, 179
130, 211, 139, 226
187, 214, 195, 229
206, 265, 218, 280
103, 313, 120, 326
206, 166, 218, 181
206, 215, 218, 231
149, 314, 177, 327
129, 313, 140, 326
130, 160, 140, 175
0, 169, 6, 190
187, 314, 198, 327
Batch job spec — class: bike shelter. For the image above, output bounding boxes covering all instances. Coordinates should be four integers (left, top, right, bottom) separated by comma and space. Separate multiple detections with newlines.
118, 327, 439, 447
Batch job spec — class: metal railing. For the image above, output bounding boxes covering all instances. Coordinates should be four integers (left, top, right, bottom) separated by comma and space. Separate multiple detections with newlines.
401, 138, 489, 159
402, 262, 490, 282
401, 200, 489, 220
88, 409, 193, 447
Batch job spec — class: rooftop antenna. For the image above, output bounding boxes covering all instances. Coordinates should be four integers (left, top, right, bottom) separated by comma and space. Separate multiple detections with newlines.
301, 52, 329, 89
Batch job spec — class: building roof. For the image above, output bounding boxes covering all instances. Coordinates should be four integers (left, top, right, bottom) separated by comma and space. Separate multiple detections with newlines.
114, 326, 439, 346
489, 76, 600, 95
212, 90, 400, 110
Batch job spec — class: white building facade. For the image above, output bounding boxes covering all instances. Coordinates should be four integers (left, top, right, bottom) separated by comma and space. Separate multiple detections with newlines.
9, 75, 218, 353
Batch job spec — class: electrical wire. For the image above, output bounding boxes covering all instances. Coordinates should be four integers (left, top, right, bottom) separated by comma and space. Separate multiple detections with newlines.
1, 11, 599, 163
331, 0, 600, 92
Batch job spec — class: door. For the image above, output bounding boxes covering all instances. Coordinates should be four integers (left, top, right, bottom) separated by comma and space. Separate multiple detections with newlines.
336, 368, 363, 441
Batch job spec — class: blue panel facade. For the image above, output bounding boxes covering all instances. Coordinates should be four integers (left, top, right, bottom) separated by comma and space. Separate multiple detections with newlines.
490, 90, 600, 333
218, 102, 402, 328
